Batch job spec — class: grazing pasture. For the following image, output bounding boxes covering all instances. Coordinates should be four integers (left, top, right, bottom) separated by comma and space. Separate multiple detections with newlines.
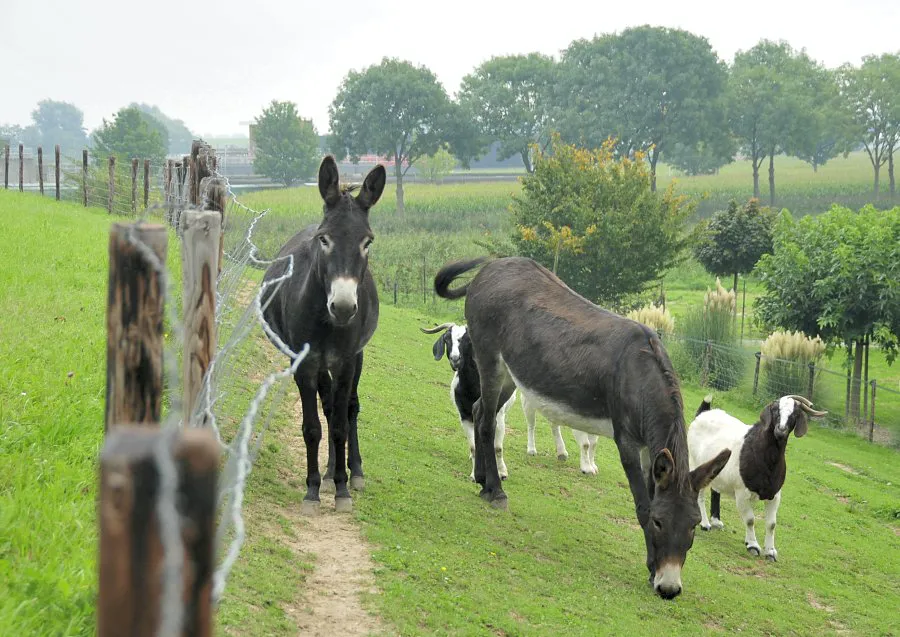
1, 191, 898, 635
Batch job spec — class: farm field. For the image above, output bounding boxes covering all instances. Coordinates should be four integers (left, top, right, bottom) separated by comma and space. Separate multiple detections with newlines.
1, 192, 898, 635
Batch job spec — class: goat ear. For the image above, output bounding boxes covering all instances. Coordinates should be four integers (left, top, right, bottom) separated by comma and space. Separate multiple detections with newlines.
793, 411, 809, 438
690, 448, 731, 492
652, 448, 676, 491
760, 404, 775, 428
318, 156, 341, 206
432, 334, 446, 361
356, 164, 386, 209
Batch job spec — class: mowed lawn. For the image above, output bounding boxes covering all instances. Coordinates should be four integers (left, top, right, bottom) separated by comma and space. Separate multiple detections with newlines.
1, 191, 898, 636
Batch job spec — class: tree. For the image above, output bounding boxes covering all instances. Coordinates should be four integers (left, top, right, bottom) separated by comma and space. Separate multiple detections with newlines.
511, 135, 693, 305
728, 41, 813, 206
458, 53, 556, 173
29, 100, 88, 155
755, 206, 900, 424
557, 25, 728, 191
252, 100, 319, 187
789, 68, 853, 172
0, 124, 25, 147
694, 198, 776, 337
839, 54, 900, 197
664, 138, 735, 176
131, 103, 195, 155
416, 146, 456, 183
329, 58, 453, 215
92, 106, 167, 166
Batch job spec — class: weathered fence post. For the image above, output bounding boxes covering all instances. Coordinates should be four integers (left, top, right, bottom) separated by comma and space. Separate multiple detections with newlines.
868, 381, 876, 443
55, 145, 61, 201
98, 426, 218, 637
200, 176, 227, 276
807, 363, 816, 401
3, 144, 8, 189
108, 156, 116, 214
104, 223, 167, 430
700, 340, 712, 388
422, 256, 427, 305
38, 146, 44, 195
143, 159, 150, 209
863, 335, 870, 423
752, 352, 761, 394
82, 150, 89, 207
18, 143, 24, 192
393, 277, 399, 305
131, 159, 138, 214
166, 159, 175, 222
180, 205, 221, 422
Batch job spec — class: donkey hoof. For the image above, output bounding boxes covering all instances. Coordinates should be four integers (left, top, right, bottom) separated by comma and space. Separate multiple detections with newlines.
557, 454, 569, 462
335, 497, 353, 513
300, 499, 320, 517
350, 476, 365, 491
321, 478, 335, 494
747, 545, 761, 557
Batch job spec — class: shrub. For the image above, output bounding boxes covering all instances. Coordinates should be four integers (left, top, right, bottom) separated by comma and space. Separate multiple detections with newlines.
681, 278, 745, 390
626, 303, 675, 337
760, 330, 826, 397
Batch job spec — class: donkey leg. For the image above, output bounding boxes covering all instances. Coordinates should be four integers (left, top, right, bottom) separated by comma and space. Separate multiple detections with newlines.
620, 440, 654, 581
296, 370, 323, 516
318, 371, 336, 493
329, 361, 356, 512
473, 355, 512, 508
347, 352, 366, 491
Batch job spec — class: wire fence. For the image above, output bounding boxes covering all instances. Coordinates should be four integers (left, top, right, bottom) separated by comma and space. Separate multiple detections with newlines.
664, 334, 900, 446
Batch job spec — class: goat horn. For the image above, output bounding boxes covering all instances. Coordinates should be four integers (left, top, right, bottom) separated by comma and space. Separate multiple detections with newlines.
786, 394, 813, 407
786, 395, 828, 417
420, 323, 455, 334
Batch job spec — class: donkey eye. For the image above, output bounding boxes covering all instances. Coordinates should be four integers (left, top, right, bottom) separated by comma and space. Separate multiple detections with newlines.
319, 235, 331, 249
652, 518, 663, 532
362, 238, 373, 253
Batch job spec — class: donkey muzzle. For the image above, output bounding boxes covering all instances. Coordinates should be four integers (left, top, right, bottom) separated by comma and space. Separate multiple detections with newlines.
327, 277, 359, 325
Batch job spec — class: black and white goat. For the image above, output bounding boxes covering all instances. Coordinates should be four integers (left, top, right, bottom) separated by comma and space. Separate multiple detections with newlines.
422, 323, 600, 478
688, 394, 826, 561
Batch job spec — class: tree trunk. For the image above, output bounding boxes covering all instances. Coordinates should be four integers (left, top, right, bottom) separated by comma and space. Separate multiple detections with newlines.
889, 150, 895, 199
649, 149, 658, 193
812, 160, 818, 173
395, 161, 405, 216
521, 150, 533, 174
752, 154, 760, 200
849, 338, 864, 425
873, 164, 880, 196
768, 152, 776, 208
740, 277, 747, 345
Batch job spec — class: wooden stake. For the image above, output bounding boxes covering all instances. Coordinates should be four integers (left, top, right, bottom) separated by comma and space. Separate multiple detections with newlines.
38, 146, 44, 195
200, 176, 227, 276
180, 209, 221, 422
108, 156, 116, 214
105, 223, 167, 431
55, 145, 61, 201
3, 144, 8, 189
83, 149, 89, 207
131, 158, 138, 214
98, 426, 218, 637
18, 143, 24, 192
143, 159, 150, 209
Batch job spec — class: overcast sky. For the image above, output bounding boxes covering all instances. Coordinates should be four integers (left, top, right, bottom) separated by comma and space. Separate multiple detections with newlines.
3, 0, 898, 137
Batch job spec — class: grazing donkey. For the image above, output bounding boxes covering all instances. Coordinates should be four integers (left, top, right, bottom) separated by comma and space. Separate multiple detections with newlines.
434, 257, 731, 599
262, 156, 386, 515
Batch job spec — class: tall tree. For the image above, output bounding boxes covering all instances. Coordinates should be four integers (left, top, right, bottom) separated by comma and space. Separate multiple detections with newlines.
557, 25, 728, 191
789, 68, 853, 172
29, 100, 88, 155
728, 41, 810, 206
457, 53, 556, 173
92, 106, 167, 166
252, 100, 319, 187
840, 54, 900, 197
755, 206, 900, 424
329, 58, 453, 215
131, 103, 195, 155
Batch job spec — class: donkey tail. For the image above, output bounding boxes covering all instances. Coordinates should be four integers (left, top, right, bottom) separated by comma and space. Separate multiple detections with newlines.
695, 394, 714, 418
434, 258, 489, 300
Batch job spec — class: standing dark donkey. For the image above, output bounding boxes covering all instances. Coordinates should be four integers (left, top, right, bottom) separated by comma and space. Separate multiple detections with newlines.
435, 257, 732, 599
262, 156, 386, 515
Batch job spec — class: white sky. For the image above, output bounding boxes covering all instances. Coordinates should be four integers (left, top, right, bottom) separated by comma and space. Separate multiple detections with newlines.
2, 0, 898, 137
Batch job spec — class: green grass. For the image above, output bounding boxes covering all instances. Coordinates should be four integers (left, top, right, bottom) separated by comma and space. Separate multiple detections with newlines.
3, 190, 898, 635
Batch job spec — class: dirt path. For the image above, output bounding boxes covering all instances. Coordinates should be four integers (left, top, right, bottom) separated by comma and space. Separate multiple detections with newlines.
277, 396, 389, 637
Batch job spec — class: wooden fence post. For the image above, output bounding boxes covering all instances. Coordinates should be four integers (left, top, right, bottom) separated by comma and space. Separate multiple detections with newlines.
166, 159, 175, 222
868, 381, 876, 443
83, 150, 89, 207
98, 426, 218, 637
200, 176, 227, 276
3, 144, 8, 189
807, 363, 816, 402
143, 159, 150, 209
18, 143, 24, 192
752, 352, 761, 394
700, 340, 712, 388
108, 156, 116, 214
105, 223, 167, 430
131, 158, 138, 214
38, 146, 44, 195
180, 206, 221, 422
55, 145, 61, 201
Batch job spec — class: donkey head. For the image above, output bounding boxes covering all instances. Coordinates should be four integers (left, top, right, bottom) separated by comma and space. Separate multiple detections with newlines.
648, 446, 732, 599
315, 156, 386, 326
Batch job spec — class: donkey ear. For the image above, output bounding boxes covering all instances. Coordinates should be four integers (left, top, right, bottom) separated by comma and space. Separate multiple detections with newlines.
652, 448, 676, 491
690, 448, 731, 492
356, 164, 386, 209
432, 334, 447, 361
793, 411, 809, 438
318, 155, 341, 206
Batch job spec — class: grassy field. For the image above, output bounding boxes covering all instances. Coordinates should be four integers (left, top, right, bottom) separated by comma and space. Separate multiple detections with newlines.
2, 191, 898, 635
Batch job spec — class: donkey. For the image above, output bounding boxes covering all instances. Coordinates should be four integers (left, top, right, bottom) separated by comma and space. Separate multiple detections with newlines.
262, 156, 386, 515
434, 256, 731, 599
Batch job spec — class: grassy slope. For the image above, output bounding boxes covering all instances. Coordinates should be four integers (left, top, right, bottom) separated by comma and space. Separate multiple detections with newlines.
2, 192, 898, 636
